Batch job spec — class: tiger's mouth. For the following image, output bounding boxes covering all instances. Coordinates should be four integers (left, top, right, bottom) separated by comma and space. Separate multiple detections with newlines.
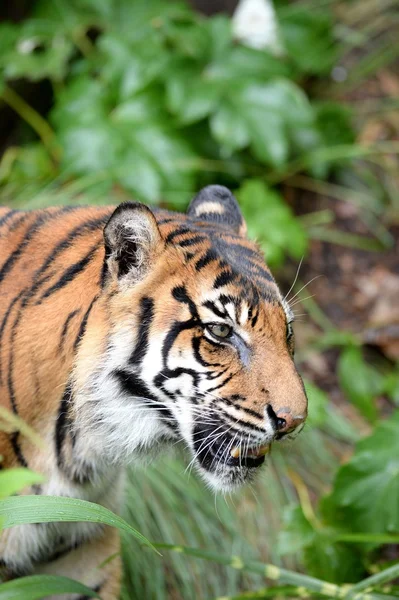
192, 424, 273, 488
230, 443, 271, 460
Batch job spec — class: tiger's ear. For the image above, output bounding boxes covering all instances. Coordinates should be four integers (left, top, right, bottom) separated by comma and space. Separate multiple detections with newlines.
103, 202, 162, 283
187, 185, 247, 237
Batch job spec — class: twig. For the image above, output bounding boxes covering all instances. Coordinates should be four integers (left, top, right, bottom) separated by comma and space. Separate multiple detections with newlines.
1, 86, 60, 163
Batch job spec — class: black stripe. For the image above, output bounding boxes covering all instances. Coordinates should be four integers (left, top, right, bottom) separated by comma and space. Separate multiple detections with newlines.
172, 285, 199, 320
192, 336, 221, 368
0, 207, 77, 285
37, 243, 100, 303
21, 215, 108, 307
195, 249, 218, 271
76, 583, 103, 600
202, 300, 227, 319
114, 369, 178, 432
11, 432, 28, 467
0, 209, 18, 230
165, 226, 192, 244
73, 296, 97, 351
177, 235, 206, 247
0, 291, 24, 382
55, 384, 73, 470
213, 270, 238, 289
115, 370, 158, 402
47, 539, 84, 564
130, 297, 154, 366
221, 396, 264, 420
8, 213, 30, 232
0, 213, 46, 283
58, 309, 81, 354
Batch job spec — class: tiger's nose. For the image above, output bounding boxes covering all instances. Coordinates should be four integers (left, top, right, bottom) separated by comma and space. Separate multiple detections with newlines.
275, 409, 305, 433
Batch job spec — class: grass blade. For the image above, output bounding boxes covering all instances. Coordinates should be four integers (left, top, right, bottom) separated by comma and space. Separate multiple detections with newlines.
0, 575, 100, 600
0, 495, 159, 554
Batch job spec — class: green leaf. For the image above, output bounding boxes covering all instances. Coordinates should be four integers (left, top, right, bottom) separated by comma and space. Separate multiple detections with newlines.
0, 20, 74, 82
58, 123, 122, 174
210, 104, 250, 154
325, 411, 399, 536
316, 102, 355, 147
129, 125, 197, 193
116, 147, 161, 203
0, 575, 100, 600
0, 469, 45, 500
233, 80, 316, 167
112, 89, 164, 125
97, 34, 168, 100
278, 505, 364, 583
0, 495, 158, 553
165, 62, 222, 124
207, 45, 292, 83
278, 7, 336, 74
237, 179, 307, 267
338, 346, 383, 422
51, 78, 109, 129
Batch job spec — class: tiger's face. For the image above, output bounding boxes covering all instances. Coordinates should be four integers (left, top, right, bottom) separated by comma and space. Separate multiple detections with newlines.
75, 186, 307, 492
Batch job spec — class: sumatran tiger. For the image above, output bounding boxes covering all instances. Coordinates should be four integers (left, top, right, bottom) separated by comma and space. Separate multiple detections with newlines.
0, 185, 307, 598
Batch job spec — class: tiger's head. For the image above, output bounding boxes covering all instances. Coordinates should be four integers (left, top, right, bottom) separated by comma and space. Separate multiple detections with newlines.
75, 186, 307, 491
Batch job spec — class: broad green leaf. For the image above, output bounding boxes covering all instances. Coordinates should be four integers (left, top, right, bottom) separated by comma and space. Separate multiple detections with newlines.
0, 574, 100, 600
165, 62, 222, 124
0, 469, 45, 500
112, 89, 164, 125
316, 102, 355, 147
325, 411, 399, 536
58, 124, 122, 174
51, 78, 109, 129
278, 7, 336, 74
247, 110, 288, 167
208, 45, 292, 82
210, 104, 250, 154
233, 80, 316, 167
130, 125, 197, 192
0, 19, 75, 83
278, 505, 364, 583
116, 148, 161, 203
98, 34, 168, 100
237, 179, 307, 267
338, 346, 383, 422
0, 495, 158, 553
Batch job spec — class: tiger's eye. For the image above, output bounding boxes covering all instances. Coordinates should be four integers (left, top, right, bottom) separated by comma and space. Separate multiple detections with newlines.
208, 323, 232, 339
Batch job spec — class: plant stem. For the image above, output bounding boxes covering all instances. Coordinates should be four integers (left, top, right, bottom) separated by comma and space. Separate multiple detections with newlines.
344, 564, 399, 598
1, 86, 60, 162
154, 544, 387, 600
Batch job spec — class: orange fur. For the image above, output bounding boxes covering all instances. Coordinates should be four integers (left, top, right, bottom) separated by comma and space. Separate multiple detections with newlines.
0, 192, 307, 598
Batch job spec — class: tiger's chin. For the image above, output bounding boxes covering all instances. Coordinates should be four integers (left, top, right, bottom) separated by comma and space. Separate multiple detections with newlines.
195, 454, 268, 493
190, 424, 271, 492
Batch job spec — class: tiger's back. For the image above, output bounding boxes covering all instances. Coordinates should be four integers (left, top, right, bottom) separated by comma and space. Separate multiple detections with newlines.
0, 205, 111, 469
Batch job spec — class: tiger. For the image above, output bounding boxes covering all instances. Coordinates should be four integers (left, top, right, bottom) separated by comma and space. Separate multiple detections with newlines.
0, 185, 307, 598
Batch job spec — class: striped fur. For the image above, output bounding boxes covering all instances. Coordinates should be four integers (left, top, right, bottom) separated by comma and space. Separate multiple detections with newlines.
0, 186, 307, 598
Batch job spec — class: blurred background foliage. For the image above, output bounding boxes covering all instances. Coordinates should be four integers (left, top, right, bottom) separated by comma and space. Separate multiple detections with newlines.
0, 0, 398, 598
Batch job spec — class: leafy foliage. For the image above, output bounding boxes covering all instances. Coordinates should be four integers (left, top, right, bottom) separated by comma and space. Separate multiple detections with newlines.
325, 411, 399, 537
